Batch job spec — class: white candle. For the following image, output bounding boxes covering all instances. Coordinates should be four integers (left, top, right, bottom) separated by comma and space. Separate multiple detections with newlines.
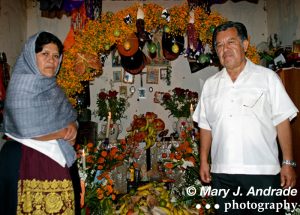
190, 104, 194, 118
82, 149, 86, 170
106, 111, 112, 138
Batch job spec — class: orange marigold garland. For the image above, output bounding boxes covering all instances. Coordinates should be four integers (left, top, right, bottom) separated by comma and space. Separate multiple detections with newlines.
58, 2, 259, 106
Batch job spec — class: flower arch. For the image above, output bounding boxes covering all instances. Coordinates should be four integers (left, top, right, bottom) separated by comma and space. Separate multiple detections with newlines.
58, 2, 260, 105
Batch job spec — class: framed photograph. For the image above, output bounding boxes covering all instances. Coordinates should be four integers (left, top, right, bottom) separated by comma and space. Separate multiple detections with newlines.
160, 68, 168, 80
138, 88, 146, 99
113, 70, 122, 82
112, 48, 121, 67
129, 86, 136, 94
154, 91, 164, 103
119, 86, 127, 97
146, 67, 159, 84
123, 71, 134, 84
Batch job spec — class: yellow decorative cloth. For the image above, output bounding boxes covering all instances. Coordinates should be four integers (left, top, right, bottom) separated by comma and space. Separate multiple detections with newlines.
17, 179, 74, 214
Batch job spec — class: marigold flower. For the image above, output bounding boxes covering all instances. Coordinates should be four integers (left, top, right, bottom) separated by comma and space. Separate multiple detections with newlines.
165, 162, 174, 169
98, 157, 105, 164
101, 150, 108, 157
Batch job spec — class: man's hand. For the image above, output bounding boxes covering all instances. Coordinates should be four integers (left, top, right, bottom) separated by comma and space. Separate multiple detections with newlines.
280, 165, 297, 189
200, 162, 211, 183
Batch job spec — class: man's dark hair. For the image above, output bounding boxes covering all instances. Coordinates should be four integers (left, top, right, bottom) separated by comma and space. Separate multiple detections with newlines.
35, 32, 64, 55
212, 21, 248, 50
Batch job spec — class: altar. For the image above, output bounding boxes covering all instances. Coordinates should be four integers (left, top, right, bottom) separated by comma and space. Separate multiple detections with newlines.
77, 125, 215, 215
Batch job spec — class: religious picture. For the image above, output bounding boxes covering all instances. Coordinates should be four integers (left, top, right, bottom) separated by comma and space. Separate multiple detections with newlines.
138, 88, 146, 99
123, 71, 134, 84
119, 86, 127, 97
112, 48, 121, 67
146, 67, 159, 84
113, 70, 122, 82
154, 91, 164, 103
160, 68, 168, 80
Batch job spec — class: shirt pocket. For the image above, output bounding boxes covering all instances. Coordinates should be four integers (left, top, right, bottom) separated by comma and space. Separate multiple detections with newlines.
242, 91, 266, 116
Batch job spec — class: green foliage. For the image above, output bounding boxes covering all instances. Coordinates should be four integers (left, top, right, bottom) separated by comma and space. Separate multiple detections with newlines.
95, 90, 129, 122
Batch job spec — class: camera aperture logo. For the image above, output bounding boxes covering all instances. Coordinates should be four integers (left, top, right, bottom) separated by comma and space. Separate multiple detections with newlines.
186, 186, 299, 213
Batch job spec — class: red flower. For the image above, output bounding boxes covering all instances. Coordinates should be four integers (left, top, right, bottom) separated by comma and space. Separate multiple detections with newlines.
162, 93, 171, 101
108, 90, 118, 98
98, 91, 107, 100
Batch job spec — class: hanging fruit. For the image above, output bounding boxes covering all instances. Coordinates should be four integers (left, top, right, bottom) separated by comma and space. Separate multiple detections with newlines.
113, 29, 120, 37
163, 25, 170, 33
209, 25, 216, 33
198, 53, 210, 64
147, 42, 157, 54
171, 43, 179, 53
123, 41, 131, 50
104, 44, 110, 51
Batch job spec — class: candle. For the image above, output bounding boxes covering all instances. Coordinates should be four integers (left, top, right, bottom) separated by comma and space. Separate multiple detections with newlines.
82, 149, 86, 170
106, 111, 112, 138
190, 104, 194, 118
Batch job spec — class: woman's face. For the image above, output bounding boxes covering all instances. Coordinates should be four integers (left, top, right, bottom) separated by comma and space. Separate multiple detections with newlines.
36, 43, 60, 77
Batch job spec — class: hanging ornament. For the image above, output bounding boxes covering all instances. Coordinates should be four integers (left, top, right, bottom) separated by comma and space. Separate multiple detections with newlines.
136, 5, 151, 48
209, 25, 216, 33
185, 10, 200, 59
104, 44, 111, 51
147, 42, 157, 54
123, 41, 132, 51
163, 25, 170, 33
161, 9, 170, 22
171, 44, 179, 54
124, 14, 132, 24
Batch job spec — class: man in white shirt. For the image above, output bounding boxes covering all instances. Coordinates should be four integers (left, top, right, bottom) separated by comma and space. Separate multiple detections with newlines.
193, 21, 298, 214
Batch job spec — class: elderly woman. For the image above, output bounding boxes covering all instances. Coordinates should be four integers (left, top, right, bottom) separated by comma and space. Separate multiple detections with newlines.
0, 32, 78, 214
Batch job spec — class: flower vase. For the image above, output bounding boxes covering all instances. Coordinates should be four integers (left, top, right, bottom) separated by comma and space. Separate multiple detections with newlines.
174, 117, 189, 134
109, 123, 121, 143
100, 122, 121, 143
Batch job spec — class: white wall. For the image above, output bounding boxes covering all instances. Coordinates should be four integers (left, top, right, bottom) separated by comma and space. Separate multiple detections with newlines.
266, 0, 300, 47
0, 0, 27, 66
2, 0, 297, 139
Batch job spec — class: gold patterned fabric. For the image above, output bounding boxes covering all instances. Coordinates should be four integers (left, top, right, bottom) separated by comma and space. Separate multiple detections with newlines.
17, 179, 75, 215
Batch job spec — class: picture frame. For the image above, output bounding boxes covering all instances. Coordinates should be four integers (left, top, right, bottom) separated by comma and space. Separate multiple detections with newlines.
119, 86, 127, 97
123, 71, 134, 84
146, 67, 159, 84
112, 48, 122, 67
138, 88, 146, 99
154, 91, 164, 103
113, 70, 122, 82
160, 68, 168, 80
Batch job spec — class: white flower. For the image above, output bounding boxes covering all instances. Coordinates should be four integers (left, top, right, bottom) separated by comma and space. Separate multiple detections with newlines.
195, 179, 201, 186
181, 159, 194, 168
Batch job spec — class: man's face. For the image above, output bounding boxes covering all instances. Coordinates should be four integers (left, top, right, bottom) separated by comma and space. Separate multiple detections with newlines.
36, 43, 60, 77
215, 27, 249, 70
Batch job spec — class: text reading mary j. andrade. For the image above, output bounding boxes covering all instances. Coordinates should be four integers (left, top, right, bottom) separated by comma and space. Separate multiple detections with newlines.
186, 186, 298, 212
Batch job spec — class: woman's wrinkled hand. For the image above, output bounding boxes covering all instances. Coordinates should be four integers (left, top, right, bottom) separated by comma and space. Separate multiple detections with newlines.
64, 122, 78, 145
